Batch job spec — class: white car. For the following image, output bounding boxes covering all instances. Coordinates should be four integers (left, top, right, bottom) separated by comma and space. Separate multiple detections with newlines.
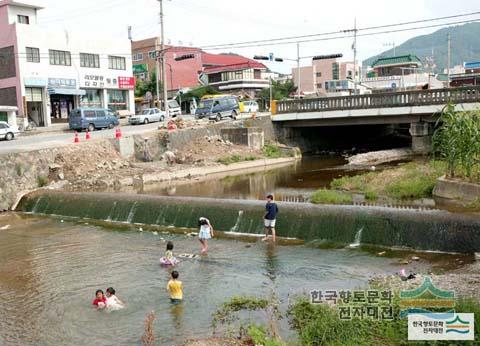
128, 108, 166, 125
243, 100, 259, 113
168, 99, 181, 117
0, 121, 19, 141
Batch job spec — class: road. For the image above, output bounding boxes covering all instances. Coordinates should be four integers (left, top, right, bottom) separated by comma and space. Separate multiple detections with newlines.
0, 121, 164, 155
0, 113, 269, 155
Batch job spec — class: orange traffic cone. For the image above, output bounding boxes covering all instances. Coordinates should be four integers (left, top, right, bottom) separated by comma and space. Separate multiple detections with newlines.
115, 127, 122, 139
74, 131, 79, 143
85, 130, 91, 140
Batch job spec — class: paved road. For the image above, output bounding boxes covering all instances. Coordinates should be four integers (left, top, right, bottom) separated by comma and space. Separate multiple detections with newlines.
0, 122, 164, 155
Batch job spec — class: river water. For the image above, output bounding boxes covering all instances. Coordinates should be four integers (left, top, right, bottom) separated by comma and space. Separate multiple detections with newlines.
0, 213, 403, 346
141, 156, 360, 202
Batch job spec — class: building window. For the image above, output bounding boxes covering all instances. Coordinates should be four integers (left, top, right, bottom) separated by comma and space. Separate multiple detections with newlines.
49, 50, 71, 66
332, 62, 339, 80
108, 56, 126, 70
148, 51, 157, 59
80, 53, 100, 68
316, 83, 323, 89
316, 72, 322, 77
26, 47, 40, 63
132, 53, 144, 61
107, 89, 128, 111
235, 71, 243, 79
17, 15, 29, 24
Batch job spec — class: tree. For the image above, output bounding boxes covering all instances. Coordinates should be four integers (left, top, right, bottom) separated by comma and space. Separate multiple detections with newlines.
258, 80, 296, 109
135, 72, 161, 98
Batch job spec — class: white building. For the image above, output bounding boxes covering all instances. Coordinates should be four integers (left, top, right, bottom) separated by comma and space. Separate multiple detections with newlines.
0, 0, 135, 127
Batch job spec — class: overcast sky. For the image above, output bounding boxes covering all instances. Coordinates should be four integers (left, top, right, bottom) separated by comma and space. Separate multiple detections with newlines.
33, 0, 480, 73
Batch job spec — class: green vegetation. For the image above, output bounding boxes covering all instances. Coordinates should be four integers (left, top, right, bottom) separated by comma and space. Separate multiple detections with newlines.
258, 79, 296, 106
217, 154, 257, 165
262, 144, 282, 159
287, 297, 480, 346
330, 161, 445, 200
433, 104, 480, 182
310, 189, 353, 205
134, 72, 161, 98
36, 175, 48, 187
247, 325, 282, 346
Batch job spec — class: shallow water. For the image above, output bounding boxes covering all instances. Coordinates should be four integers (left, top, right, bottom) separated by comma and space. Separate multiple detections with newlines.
0, 213, 402, 346
141, 156, 359, 202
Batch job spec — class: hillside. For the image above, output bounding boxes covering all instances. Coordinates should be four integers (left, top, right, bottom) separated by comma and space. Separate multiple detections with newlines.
363, 22, 480, 72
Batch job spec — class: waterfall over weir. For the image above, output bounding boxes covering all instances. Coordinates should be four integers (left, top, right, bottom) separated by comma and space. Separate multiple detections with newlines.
18, 190, 480, 253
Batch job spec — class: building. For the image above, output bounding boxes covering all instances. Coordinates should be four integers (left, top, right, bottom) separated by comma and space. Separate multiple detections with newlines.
449, 61, 480, 87
0, 0, 135, 127
291, 54, 360, 96
131, 38, 268, 99
369, 55, 423, 77
363, 55, 444, 92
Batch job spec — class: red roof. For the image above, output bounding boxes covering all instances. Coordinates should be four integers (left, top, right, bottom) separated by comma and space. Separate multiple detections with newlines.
201, 52, 266, 74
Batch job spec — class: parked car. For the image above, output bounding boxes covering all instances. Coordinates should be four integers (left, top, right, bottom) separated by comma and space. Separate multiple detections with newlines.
195, 96, 239, 121
243, 100, 259, 113
69, 108, 119, 132
128, 108, 165, 125
168, 99, 181, 117
0, 121, 19, 141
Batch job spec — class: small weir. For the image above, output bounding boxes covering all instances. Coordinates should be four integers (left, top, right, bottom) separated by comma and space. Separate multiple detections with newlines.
18, 190, 480, 253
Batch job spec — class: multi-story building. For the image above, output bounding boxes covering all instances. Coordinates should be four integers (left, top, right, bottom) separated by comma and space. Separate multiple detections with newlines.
369, 54, 422, 77
291, 54, 359, 96
0, 0, 135, 127
131, 38, 268, 99
450, 61, 480, 87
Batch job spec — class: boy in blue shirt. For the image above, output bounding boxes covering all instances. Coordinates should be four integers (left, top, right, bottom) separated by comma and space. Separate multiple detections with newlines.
262, 194, 279, 242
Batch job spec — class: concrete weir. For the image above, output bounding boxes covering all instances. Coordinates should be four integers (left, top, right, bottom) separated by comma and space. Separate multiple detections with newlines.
17, 190, 480, 253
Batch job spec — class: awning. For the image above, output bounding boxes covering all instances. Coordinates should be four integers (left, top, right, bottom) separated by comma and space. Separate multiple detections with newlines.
47, 88, 86, 96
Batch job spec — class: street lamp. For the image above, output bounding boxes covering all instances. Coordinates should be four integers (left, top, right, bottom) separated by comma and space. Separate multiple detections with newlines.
383, 42, 396, 57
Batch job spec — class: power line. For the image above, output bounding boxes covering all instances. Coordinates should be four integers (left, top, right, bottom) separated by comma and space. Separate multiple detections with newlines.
202, 18, 480, 51
200, 11, 480, 49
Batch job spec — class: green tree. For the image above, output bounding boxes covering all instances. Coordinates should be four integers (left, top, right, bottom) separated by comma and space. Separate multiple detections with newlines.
258, 80, 296, 109
134, 72, 161, 98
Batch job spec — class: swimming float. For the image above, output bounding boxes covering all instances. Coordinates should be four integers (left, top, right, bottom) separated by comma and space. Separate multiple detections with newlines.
159, 256, 179, 266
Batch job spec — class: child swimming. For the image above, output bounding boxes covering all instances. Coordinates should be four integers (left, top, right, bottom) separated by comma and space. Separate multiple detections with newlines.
105, 287, 125, 311
92, 289, 107, 309
167, 270, 183, 305
198, 217, 214, 254
160, 241, 178, 265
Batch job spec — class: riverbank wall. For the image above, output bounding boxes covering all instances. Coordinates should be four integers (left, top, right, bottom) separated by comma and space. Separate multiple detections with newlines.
18, 191, 480, 253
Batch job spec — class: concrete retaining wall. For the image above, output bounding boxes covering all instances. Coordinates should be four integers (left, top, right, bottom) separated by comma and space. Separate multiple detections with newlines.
433, 176, 480, 202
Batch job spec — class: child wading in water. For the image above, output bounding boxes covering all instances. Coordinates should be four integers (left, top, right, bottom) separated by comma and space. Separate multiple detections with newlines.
198, 217, 214, 254
92, 289, 107, 309
160, 241, 178, 265
105, 287, 125, 311
167, 270, 183, 305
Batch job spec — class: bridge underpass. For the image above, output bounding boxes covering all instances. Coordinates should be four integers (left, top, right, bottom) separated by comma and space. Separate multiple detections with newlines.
272, 87, 480, 154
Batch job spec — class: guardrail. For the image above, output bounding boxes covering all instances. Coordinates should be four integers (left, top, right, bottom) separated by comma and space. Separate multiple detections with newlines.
275, 86, 480, 114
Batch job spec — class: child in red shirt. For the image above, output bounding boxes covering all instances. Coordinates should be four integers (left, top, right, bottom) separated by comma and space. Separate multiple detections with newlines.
92, 289, 107, 309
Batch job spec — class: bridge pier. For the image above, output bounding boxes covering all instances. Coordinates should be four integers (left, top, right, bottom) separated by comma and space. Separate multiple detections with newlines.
410, 122, 434, 154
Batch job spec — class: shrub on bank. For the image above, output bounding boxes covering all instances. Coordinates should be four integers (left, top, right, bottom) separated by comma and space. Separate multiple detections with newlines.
262, 144, 282, 159
310, 189, 353, 205
217, 155, 257, 165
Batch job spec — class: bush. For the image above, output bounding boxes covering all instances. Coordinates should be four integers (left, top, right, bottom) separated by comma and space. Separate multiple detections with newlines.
217, 155, 243, 165
385, 174, 437, 199
37, 175, 48, 187
262, 144, 282, 159
310, 189, 353, 205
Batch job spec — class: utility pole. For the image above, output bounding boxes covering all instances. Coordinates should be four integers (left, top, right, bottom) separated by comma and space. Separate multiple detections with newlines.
269, 76, 273, 110
447, 33, 451, 88
155, 37, 160, 107
159, 0, 169, 117
296, 42, 300, 98
353, 18, 358, 95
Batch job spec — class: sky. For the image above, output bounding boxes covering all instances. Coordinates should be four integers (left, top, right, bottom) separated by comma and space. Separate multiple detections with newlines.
32, 0, 480, 73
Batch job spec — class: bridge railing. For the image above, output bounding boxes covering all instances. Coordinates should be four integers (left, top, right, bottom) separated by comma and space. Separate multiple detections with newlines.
275, 86, 480, 114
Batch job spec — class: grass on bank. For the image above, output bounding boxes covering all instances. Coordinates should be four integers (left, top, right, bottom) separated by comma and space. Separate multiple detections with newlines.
287, 297, 480, 346
217, 154, 257, 165
330, 161, 446, 200
310, 189, 353, 205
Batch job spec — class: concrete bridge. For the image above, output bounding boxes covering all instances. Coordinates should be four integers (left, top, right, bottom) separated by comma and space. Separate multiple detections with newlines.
272, 86, 480, 153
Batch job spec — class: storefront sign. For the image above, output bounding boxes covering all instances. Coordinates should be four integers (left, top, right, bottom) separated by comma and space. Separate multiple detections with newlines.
118, 76, 135, 89
83, 74, 105, 88
24, 77, 47, 87
133, 64, 148, 73
48, 78, 76, 89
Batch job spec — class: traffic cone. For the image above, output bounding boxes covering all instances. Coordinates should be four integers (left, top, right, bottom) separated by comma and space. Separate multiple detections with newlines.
85, 130, 91, 140
74, 131, 79, 143
115, 127, 122, 139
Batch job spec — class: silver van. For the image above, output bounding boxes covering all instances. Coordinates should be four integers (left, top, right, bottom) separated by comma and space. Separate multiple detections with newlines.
69, 108, 119, 131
